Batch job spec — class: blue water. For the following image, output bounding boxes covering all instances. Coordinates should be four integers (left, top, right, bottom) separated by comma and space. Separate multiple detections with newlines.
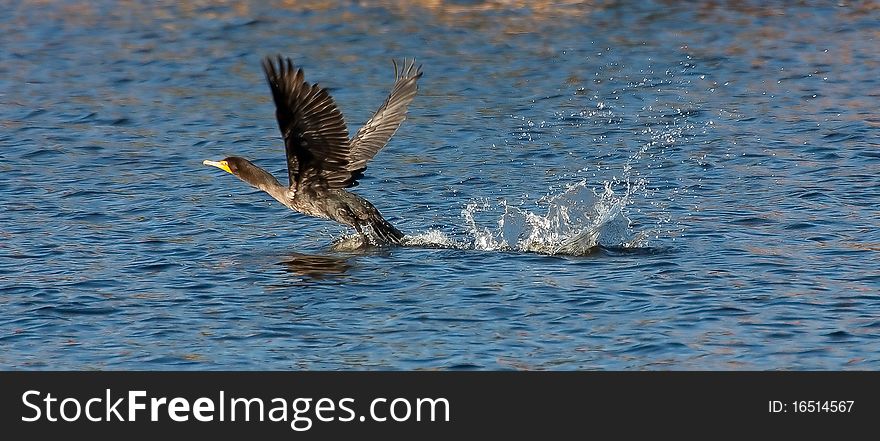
2, 1, 879, 369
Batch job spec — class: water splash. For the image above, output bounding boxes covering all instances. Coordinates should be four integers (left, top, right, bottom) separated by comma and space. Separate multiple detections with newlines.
401, 178, 648, 256
465, 179, 644, 255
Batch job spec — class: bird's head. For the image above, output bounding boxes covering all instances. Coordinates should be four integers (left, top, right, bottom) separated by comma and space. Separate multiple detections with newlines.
202, 156, 247, 176
203, 156, 284, 195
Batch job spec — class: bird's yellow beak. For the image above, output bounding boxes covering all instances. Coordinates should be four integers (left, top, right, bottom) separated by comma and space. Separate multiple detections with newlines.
203, 160, 232, 174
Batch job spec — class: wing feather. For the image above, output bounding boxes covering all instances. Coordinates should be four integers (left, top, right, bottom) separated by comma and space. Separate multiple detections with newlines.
262, 56, 422, 189
347, 59, 423, 175
262, 56, 351, 189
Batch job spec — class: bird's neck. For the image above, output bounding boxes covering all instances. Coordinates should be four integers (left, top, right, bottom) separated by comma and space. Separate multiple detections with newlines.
263, 182, 291, 206
236, 164, 290, 206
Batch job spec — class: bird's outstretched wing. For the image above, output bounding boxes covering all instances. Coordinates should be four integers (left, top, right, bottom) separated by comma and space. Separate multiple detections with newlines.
347, 59, 422, 178
262, 56, 352, 189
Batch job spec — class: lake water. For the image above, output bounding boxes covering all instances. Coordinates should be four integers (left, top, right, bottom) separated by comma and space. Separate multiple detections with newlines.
1, 1, 879, 369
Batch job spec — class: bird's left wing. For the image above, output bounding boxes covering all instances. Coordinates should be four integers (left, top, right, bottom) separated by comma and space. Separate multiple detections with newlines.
262, 56, 353, 189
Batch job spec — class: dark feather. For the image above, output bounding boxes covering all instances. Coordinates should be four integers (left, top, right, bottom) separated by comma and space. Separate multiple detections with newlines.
262, 56, 350, 189
262, 56, 421, 190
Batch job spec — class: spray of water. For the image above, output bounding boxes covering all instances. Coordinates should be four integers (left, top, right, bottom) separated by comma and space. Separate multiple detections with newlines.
335, 95, 680, 255
401, 177, 648, 256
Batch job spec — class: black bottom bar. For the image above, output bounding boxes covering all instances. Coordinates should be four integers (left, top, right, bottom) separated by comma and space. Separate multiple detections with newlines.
1, 372, 875, 438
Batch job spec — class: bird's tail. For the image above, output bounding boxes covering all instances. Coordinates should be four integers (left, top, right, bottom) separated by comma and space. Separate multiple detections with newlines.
367, 212, 405, 245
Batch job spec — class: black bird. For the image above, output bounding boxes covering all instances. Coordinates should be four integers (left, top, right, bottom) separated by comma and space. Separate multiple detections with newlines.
204, 56, 422, 245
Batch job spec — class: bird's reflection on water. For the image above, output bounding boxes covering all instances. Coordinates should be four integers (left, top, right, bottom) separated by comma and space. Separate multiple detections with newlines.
277, 252, 353, 280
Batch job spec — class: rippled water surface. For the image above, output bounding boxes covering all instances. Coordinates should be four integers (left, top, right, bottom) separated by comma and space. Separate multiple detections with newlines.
2, 1, 879, 369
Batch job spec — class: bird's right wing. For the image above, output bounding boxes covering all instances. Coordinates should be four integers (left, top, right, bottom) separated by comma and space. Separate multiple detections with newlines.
262, 56, 352, 189
346, 59, 423, 175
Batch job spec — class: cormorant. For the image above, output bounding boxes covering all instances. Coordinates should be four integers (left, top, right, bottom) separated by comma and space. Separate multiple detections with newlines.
203, 56, 422, 245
